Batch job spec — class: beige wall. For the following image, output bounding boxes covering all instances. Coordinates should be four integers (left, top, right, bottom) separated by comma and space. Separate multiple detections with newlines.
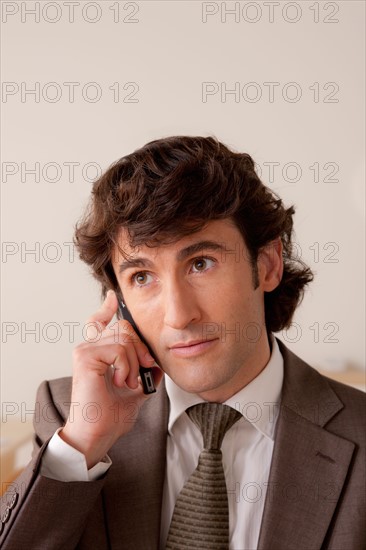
1, 1, 365, 418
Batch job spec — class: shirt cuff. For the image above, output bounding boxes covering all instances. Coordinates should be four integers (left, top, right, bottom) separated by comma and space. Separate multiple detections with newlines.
40, 427, 112, 482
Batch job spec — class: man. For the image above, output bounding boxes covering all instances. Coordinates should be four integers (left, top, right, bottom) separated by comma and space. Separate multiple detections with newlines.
1, 136, 365, 549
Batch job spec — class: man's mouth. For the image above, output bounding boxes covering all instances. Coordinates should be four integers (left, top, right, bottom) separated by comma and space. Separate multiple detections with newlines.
169, 338, 219, 357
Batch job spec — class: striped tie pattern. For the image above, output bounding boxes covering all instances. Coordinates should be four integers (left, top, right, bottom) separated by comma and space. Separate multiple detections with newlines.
166, 403, 242, 549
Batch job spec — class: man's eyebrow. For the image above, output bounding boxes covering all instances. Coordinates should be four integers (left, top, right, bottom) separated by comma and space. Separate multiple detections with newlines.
176, 240, 226, 261
118, 240, 227, 274
119, 257, 154, 274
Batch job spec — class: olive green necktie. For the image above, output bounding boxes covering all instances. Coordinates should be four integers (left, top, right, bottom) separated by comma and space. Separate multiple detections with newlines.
166, 402, 242, 549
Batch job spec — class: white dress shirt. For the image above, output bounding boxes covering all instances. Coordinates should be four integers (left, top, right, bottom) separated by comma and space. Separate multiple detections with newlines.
41, 334, 283, 550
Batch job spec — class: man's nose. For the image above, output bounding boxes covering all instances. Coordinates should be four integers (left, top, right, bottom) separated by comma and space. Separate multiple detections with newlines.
162, 278, 201, 330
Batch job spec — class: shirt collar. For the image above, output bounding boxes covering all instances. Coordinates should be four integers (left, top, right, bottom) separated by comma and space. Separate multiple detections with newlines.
165, 333, 283, 440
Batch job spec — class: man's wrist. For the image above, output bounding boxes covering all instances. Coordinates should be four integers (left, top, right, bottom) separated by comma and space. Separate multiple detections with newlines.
41, 428, 112, 482
58, 426, 114, 469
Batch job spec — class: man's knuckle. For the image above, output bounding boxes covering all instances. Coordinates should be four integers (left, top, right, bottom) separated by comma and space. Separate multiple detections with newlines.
114, 343, 128, 357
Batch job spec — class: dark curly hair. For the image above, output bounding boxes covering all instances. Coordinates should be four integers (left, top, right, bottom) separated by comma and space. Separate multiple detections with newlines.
74, 135, 313, 332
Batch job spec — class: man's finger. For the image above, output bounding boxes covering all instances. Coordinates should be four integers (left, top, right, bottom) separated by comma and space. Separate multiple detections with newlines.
87, 289, 118, 329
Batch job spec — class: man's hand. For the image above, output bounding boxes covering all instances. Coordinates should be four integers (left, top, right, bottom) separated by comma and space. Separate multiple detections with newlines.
59, 290, 163, 468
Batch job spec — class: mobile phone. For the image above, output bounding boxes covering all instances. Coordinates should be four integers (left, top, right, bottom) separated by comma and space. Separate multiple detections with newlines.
117, 296, 156, 395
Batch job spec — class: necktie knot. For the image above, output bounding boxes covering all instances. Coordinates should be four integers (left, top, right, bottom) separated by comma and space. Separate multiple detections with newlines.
186, 402, 242, 451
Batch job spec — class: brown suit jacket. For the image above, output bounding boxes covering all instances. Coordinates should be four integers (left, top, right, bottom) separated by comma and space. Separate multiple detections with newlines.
1, 339, 365, 549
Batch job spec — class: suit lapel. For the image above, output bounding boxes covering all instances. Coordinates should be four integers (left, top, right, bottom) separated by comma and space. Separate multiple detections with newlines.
257, 340, 355, 549
103, 381, 169, 550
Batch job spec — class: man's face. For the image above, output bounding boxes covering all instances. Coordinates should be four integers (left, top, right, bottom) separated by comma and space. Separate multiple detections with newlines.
111, 218, 282, 402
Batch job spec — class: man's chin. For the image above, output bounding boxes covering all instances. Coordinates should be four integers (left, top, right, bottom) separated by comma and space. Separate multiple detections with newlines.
167, 371, 222, 396
161, 357, 231, 396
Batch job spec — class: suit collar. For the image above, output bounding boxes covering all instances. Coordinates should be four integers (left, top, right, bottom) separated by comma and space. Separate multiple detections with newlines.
257, 338, 355, 549
276, 338, 344, 426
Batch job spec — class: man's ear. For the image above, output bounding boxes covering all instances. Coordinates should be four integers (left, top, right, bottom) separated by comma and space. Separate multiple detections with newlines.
257, 238, 283, 292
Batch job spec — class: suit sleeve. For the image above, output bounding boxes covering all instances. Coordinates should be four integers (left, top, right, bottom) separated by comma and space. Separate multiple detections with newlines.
0, 380, 108, 549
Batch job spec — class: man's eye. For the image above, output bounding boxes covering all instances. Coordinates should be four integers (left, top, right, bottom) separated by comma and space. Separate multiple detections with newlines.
131, 272, 152, 286
191, 257, 215, 273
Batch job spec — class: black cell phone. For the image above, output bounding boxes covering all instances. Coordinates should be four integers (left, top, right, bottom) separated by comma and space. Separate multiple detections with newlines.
117, 296, 156, 395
